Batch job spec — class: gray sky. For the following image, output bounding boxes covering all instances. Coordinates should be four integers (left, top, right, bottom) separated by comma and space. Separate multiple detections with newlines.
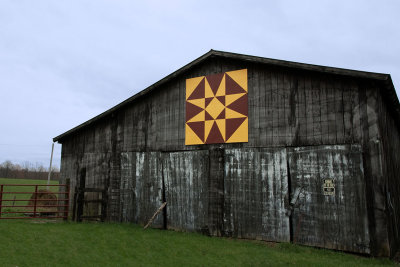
1, 0, 399, 169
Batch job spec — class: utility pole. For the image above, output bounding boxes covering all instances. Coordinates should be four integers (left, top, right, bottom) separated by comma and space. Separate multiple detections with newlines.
47, 142, 54, 190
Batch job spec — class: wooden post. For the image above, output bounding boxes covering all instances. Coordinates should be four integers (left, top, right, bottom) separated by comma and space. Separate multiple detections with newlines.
65, 178, 70, 221
33, 185, 38, 218
0, 185, 3, 218
144, 202, 167, 229
72, 188, 77, 221
76, 168, 86, 222
100, 190, 107, 222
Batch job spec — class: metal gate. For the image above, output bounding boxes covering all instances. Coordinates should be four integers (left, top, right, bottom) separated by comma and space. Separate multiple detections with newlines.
0, 183, 70, 220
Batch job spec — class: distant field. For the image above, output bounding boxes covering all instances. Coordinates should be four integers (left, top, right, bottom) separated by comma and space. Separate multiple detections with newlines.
0, 221, 396, 267
0, 178, 60, 217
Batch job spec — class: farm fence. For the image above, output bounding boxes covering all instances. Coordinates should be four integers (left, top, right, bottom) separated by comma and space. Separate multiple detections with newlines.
0, 183, 70, 220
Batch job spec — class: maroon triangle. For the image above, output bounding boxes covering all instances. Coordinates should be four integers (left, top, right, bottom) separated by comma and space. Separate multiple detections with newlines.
227, 94, 248, 116
186, 101, 204, 122
225, 74, 246, 95
206, 73, 224, 95
205, 111, 213, 121
226, 117, 246, 141
206, 121, 224, 144
216, 96, 225, 106
205, 97, 213, 108
187, 121, 205, 142
216, 109, 225, 120
188, 78, 205, 100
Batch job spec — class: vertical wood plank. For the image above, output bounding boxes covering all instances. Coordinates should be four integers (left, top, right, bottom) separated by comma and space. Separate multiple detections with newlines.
288, 145, 370, 254
164, 150, 209, 232
224, 148, 290, 241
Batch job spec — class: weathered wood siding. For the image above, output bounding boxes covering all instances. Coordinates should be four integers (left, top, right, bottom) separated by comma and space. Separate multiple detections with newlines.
116, 59, 367, 151
58, 56, 399, 256
120, 152, 163, 227
59, 58, 370, 156
164, 151, 209, 232
224, 148, 290, 242
288, 145, 369, 254
377, 90, 400, 257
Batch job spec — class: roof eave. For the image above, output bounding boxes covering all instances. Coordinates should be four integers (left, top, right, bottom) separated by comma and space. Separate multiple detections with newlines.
53, 49, 216, 142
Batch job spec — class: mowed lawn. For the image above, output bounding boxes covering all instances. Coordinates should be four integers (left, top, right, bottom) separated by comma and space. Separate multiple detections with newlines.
0, 178, 396, 266
0, 221, 396, 267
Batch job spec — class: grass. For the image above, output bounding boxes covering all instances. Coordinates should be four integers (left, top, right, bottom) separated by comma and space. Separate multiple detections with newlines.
0, 221, 396, 267
0, 178, 396, 266
0, 178, 60, 217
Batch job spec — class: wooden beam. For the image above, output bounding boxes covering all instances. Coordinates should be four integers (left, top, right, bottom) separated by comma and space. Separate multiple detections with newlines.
144, 202, 167, 229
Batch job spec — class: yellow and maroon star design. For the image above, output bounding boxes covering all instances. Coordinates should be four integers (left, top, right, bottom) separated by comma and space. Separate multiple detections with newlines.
185, 69, 248, 145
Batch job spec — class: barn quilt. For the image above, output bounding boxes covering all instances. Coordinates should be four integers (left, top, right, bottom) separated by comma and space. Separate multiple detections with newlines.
185, 69, 248, 145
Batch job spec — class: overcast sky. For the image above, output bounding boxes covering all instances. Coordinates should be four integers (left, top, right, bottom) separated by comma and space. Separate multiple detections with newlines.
0, 0, 399, 169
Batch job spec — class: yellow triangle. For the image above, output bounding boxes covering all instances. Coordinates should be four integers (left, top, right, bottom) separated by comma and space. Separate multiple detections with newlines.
187, 110, 205, 123
205, 79, 214, 98
186, 76, 204, 100
226, 69, 247, 92
226, 107, 246, 119
204, 120, 214, 142
215, 119, 226, 141
225, 93, 246, 106
215, 75, 225, 96
187, 98, 205, 109
226, 118, 248, 143
185, 124, 204, 145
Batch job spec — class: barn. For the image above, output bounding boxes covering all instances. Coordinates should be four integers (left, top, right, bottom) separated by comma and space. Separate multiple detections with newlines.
54, 50, 400, 257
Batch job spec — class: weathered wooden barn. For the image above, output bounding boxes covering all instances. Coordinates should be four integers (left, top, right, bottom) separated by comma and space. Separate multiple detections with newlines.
54, 50, 400, 257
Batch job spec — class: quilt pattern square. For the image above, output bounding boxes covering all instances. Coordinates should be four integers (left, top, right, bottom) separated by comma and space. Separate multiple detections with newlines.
185, 69, 248, 145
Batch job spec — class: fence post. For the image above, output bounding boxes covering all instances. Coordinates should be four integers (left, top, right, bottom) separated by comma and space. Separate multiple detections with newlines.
76, 168, 86, 222
33, 185, 38, 218
0, 185, 3, 218
65, 179, 70, 221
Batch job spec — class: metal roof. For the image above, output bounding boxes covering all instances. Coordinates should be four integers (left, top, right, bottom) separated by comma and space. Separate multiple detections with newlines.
53, 49, 399, 142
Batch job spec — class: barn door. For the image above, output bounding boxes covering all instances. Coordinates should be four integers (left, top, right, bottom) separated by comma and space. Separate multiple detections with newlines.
74, 168, 107, 222
163, 150, 209, 232
120, 152, 163, 227
224, 148, 290, 242
288, 144, 370, 254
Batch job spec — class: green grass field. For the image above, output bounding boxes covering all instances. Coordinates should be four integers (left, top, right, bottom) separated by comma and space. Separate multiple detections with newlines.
0, 178, 396, 266
0, 221, 396, 267
0, 178, 60, 218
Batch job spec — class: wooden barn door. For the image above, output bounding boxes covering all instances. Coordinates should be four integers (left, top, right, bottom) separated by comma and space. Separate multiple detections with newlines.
224, 148, 290, 242
287, 144, 370, 254
163, 150, 209, 232
120, 152, 163, 227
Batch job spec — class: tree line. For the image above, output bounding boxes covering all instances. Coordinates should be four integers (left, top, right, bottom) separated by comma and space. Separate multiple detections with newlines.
0, 160, 60, 181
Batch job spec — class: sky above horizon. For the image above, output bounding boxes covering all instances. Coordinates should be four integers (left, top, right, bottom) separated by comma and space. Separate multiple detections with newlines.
1, 0, 399, 169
